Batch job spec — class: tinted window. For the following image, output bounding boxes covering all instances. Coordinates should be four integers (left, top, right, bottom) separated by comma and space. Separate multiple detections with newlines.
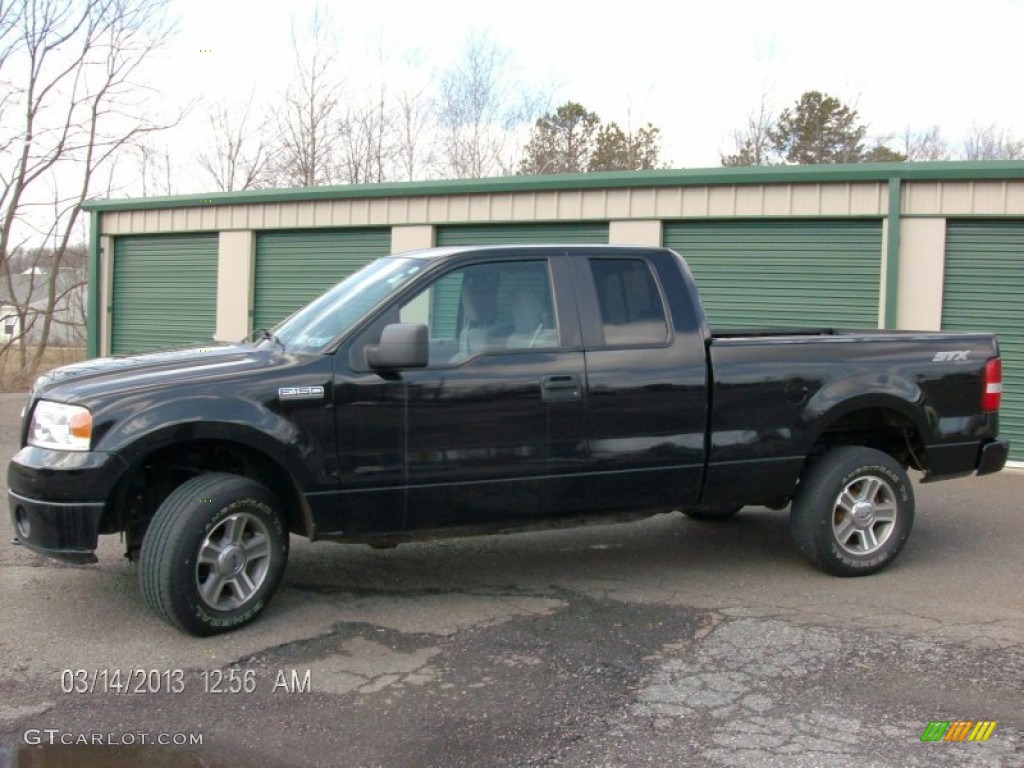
589, 259, 668, 346
273, 257, 424, 353
354, 259, 557, 368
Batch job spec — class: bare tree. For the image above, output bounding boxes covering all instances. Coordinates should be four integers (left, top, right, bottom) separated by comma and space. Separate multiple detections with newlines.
962, 123, 1024, 161
337, 85, 395, 184
196, 95, 270, 192
899, 125, 950, 161
434, 33, 540, 178
721, 92, 777, 166
0, 0, 176, 378
270, 8, 341, 187
395, 89, 432, 181
137, 139, 176, 197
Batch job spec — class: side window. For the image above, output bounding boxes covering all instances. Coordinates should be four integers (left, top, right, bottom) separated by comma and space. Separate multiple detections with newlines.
589, 258, 669, 346
354, 260, 557, 368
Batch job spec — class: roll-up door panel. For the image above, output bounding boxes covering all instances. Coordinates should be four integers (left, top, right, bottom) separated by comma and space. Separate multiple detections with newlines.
663, 220, 883, 329
944, 221, 1024, 461
111, 234, 218, 354
253, 229, 391, 331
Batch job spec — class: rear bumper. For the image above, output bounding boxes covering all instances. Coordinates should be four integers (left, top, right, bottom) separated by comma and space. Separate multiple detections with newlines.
976, 438, 1010, 476
9, 490, 102, 564
921, 438, 1009, 482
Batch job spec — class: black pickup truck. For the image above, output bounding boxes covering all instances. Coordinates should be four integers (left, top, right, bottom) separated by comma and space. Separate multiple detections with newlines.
7, 245, 1009, 635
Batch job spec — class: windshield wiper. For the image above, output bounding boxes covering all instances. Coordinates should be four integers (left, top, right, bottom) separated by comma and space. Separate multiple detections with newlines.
249, 328, 285, 350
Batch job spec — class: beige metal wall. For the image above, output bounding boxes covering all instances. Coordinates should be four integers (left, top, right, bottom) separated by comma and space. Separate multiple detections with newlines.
903, 180, 1024, 215
896, 219, 947, 331
99, 182, 888, 236
215, 231, 255, 342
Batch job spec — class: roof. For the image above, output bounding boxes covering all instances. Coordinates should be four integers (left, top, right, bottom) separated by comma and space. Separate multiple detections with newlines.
396, 244, 664, 260
80, 161, 1024, 213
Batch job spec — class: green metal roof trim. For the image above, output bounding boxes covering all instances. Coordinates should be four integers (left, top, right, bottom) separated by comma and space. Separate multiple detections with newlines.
82, 161, 1024, 213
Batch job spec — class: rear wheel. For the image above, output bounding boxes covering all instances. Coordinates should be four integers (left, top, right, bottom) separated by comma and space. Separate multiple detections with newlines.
139, 473, 288, 636
790, 446, 914, 576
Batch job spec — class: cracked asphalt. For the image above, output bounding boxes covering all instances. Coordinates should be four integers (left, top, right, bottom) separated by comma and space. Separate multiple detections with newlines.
1, 392, 1022, 767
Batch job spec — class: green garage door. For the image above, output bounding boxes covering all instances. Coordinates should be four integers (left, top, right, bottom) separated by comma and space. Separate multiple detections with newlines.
252, 229, 391, 331
111, 234, 218, 354
663, 220, 883, 329
943, 221, 1024, 462
436, 222, 609, 247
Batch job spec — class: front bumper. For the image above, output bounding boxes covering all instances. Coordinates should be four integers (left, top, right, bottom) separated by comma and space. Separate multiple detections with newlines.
9, 490, 102, 563
7, 445, 129, 564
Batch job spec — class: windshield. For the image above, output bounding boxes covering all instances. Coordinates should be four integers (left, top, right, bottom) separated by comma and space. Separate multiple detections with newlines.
271, 257, 425, 353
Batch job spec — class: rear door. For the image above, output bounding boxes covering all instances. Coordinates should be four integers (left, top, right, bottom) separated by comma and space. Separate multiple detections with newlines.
571, 250, 709, 511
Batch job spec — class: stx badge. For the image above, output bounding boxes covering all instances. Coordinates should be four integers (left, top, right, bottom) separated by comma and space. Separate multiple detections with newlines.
932, 351, 971, 363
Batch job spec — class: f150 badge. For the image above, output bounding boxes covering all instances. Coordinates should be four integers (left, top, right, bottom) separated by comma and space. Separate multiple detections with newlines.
933, 351, 970, 363
278, 386, 325, 401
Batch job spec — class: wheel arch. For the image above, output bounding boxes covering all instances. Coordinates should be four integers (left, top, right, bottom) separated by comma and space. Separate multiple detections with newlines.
104, 436, 313, 556
804, 391, 933, 472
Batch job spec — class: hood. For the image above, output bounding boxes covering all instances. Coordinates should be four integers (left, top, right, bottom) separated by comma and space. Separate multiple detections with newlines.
33, 343, 278, 402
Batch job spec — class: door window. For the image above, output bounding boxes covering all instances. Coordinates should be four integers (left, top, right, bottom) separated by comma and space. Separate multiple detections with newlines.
354, 260, 558, 368
589, 259, 669, 346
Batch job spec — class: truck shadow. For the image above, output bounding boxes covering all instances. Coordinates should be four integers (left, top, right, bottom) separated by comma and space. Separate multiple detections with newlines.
281, 508, 803, 599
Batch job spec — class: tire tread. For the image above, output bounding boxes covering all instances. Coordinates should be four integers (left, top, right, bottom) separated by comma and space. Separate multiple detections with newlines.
139, 473, 283, 635
790, 446, 914, 577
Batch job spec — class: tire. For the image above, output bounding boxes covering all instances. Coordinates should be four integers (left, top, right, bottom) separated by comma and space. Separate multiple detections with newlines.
790, 446, 914, 577
139, 473, 288, 636
684, 506, 743, 521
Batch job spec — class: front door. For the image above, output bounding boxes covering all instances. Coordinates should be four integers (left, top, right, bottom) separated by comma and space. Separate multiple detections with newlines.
333, 254, 587, 536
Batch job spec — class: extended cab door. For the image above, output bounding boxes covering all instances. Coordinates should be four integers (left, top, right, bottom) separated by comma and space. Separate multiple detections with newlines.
570, 250, 709, 511
332, 253, 588, 535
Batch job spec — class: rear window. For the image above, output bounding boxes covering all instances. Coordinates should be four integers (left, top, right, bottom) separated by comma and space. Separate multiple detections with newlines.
589, 259, 668, 346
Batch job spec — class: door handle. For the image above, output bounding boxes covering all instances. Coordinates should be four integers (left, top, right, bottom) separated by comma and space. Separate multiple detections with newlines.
541, 374, 582, 402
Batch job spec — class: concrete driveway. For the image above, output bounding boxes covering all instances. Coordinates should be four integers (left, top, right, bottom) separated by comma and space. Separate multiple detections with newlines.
1, 391, 1021, 767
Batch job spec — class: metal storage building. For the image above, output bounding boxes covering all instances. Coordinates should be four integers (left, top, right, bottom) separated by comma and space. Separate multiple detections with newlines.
81, 162, 1024, 463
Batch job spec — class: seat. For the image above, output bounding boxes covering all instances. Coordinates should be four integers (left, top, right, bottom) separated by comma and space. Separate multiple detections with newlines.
452, 278, 498, 360
505, 289, 556, 349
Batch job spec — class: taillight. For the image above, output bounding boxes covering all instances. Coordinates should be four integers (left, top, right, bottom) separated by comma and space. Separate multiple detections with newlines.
982, 357, 1002, 412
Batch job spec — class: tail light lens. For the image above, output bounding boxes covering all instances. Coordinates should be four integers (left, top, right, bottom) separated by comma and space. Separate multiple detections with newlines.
982, 357, 1002, 413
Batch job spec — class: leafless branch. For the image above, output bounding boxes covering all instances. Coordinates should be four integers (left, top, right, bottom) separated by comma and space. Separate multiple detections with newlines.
196, 93, 270, 191
1, 0, 176, 378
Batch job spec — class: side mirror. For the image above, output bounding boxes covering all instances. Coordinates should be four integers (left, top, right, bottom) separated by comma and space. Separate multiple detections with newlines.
365, 323, 429, 371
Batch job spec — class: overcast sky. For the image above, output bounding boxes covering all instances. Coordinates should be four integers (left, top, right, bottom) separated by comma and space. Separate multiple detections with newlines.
145, 0, 1024, 180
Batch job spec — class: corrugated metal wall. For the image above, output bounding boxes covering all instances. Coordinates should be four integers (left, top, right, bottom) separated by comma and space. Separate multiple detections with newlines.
943, 221, 1024, 461
252, 229, 391, 331
663, 220, 883, 329
111, 234, 218, 354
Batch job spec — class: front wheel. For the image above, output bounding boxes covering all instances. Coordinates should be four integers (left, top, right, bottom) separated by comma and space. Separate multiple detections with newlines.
790, 447, 914, 577
139, 473, 288, 636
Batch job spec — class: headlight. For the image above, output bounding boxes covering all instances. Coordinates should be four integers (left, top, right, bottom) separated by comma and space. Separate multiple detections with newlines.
29, 400, 93, 451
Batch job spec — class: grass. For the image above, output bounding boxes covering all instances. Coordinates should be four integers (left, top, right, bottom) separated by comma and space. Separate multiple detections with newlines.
0, 345, 86, 392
